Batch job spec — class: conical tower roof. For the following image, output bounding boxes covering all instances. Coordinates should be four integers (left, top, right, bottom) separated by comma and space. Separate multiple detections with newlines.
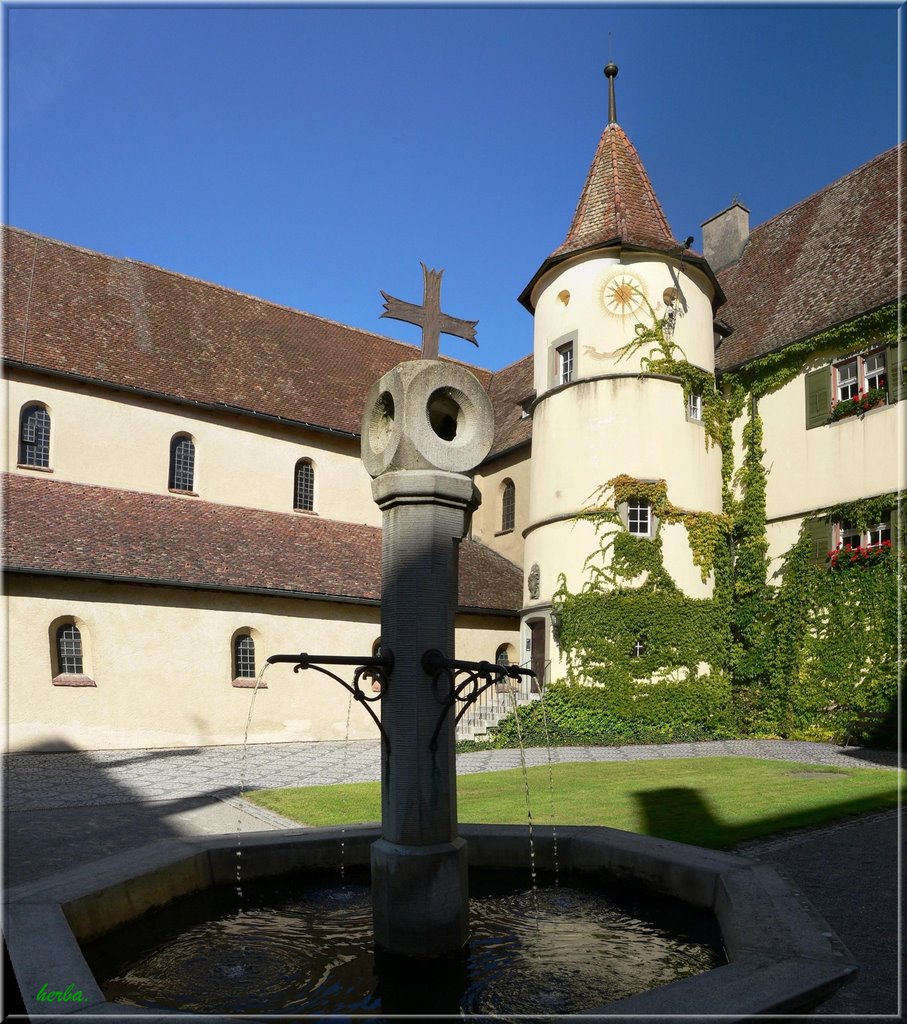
519, 65, 723, 312
548, 120, 679, 260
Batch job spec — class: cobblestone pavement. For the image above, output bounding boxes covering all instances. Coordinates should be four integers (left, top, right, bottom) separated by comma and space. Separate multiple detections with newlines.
4, 737, 897, 810
3, 738, 901, 1016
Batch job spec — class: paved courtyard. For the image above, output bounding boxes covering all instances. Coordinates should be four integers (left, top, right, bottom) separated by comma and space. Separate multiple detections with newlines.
3, 738, 901, 1017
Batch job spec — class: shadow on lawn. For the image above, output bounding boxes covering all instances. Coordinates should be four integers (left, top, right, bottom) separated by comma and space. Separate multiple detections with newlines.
634, 784, 898, 850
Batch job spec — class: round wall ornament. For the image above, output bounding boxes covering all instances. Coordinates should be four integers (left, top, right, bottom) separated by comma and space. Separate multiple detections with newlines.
600, 269, 646, 318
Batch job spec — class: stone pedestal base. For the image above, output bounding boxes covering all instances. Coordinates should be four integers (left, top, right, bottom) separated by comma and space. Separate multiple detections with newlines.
371, 836, 469, 959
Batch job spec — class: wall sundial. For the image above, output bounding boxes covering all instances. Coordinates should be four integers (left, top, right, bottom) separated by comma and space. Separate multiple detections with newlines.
600, 269, 646, 318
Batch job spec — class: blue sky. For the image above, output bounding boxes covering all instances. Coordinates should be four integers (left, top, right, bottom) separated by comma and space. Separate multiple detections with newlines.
4, 3, 903, 371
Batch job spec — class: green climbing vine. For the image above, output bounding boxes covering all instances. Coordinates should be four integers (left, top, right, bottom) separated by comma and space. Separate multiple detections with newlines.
723, 301, 902, 399
488, 298, 901, 749
615, 292, 727, 451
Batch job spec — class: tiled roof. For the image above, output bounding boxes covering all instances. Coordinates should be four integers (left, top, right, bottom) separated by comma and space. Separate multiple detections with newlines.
551, 123, 679, 260
486, 354, 533, 460
2, 474, 522, 614
518, 122, 705, 312
2, 226, 493, 438
715, 144, 904, 372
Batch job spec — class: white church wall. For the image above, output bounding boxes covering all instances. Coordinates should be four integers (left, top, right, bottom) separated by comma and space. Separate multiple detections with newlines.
8, 372, 381, 527
471, 446, 530, 567
5, 575, 518, 752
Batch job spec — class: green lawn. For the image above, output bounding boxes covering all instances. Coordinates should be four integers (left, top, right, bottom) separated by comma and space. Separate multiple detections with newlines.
247, 757, 901, 849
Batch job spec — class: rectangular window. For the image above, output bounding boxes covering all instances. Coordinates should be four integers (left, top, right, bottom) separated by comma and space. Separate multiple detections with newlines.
836, 359, 859, 402
557, 343, 574, 385
838, 520, 861, 549
627, 500, 651, 537
836, 520, 891, 549
687, 392, 702, 421
864, 351, 887, 392
835, 350, 888, 402
867, 522, 891, 547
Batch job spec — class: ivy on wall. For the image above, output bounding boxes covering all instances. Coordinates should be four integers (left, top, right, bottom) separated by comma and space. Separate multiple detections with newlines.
490, 299, 901, 748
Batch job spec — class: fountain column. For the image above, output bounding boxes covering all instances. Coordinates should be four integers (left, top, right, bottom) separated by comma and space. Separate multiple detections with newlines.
361, 358, 493, 959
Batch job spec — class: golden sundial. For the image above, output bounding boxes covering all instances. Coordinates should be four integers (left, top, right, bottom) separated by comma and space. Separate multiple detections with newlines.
601, 270, 645, 318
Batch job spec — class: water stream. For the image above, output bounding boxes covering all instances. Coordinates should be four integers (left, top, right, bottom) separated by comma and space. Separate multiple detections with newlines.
235, 662, 271, 902
535, 679, 560, 884
506, 683, 540, 930
339, 689, 354, 881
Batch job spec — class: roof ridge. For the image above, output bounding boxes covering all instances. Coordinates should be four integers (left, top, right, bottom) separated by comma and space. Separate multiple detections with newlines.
746, 143, 903, 238
3, 224, 496, 376
617, 125, 675, 243
491, 352, 534, 375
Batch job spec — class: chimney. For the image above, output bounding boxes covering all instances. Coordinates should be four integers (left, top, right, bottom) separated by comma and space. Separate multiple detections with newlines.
701, 201, 750, 272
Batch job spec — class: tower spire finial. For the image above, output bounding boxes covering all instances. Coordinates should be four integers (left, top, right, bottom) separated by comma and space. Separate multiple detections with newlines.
604, 58, 618, 125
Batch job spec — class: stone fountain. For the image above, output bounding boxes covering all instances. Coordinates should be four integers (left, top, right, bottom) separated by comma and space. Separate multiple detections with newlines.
3, 274, 860, 1018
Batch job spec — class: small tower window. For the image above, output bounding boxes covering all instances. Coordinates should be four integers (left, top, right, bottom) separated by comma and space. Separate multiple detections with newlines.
627, 500, 651, 537
687, 392, 703, 421
19, 404, 51, 468
557, 342, 574, 385
501, 479, 515, 533
169, 434, 195, 492
294, 459, 315, 512
630, 637, 646, 659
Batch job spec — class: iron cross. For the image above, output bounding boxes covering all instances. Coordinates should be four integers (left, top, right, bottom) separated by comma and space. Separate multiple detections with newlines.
380, 263, 478, 360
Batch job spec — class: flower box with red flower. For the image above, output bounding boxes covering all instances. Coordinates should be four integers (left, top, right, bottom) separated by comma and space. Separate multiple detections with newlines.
830, 386, 887, 422
827, 539, 892, 569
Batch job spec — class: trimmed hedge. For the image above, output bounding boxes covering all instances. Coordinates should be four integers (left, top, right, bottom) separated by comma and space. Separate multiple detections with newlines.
489, 674, 736, 748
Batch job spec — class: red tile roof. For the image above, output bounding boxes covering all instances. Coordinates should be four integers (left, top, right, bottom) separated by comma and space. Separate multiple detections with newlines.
2, 473, 521, 614
486, 354, 533, 460
552, 123, 679, 260
715, 144, 904, 371
518, 122, 721, 312
2, 227, 493, 438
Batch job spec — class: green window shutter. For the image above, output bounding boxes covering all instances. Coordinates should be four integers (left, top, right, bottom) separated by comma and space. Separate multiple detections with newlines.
803, 518, 831, 565
805, 367, 831, 429
886, 341, 905, 403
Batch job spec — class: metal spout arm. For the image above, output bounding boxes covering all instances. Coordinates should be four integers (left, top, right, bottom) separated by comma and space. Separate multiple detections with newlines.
421, 649, 538, 751
266, 649, 394, 751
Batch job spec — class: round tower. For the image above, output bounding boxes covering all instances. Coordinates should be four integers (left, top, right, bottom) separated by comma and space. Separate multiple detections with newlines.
518, 64, 725, 684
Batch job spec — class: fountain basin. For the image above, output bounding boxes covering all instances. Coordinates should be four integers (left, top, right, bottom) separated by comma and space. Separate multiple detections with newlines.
4, 823, 857, 1019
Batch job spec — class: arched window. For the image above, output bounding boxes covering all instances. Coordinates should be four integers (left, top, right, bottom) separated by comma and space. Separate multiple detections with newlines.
234, 633, 256, 680
56, 622, 83, 674
501, 479, 515, 533
294, 459, 315, 511
49, 616, 95, 686
169, 434, 195, 492
19, 404, 51, 468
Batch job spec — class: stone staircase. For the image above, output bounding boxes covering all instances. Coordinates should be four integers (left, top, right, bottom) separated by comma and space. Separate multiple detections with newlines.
455, 689, 541, 742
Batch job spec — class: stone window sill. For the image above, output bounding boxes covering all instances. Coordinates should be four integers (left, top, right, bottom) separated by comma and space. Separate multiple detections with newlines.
232, 677, 267, 688
293, 508, 318, 516
168, 488, 199, 496
495, 528, 514, 537
52, 674, 96, 687
17, 463, 53, 473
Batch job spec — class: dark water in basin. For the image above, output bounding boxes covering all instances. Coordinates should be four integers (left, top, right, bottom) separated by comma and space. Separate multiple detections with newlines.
83, 869, 724, 1018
